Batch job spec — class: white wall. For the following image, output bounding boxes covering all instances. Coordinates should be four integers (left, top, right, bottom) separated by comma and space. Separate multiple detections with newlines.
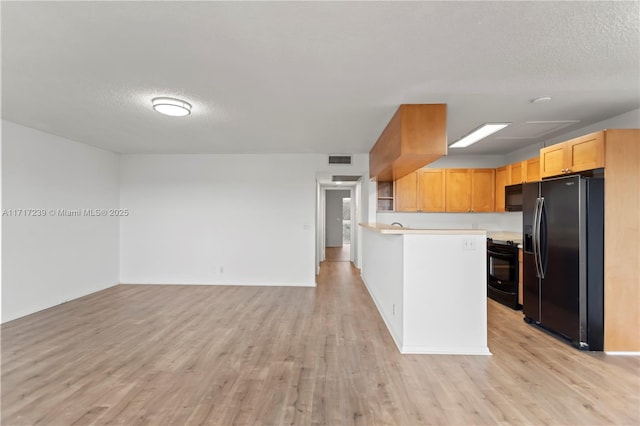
360, 229, 404, 346
505, 107, 640, 163
377, 211, 522, 233
325, 189, 350, 247
120, 154, 369, 286
1, 120, 120, 322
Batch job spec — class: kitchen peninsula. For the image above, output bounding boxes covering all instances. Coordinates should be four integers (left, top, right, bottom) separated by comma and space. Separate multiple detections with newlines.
360, 223, 490, 355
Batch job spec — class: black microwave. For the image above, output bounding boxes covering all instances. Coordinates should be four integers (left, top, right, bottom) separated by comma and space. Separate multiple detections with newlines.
505, 184, 523, 211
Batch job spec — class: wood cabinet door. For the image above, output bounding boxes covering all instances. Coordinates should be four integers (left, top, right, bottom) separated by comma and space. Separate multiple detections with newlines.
525, 157, 540, 182
395, 172, 418, 212
418, 169, 446, 212
445, 169, 471, 212
495, 166, 508, 212
540, 143, 566, 178
470, 169, 495, 212
509, 161, 524, 185
567, 131, 605, 173
541, 131, 605, 178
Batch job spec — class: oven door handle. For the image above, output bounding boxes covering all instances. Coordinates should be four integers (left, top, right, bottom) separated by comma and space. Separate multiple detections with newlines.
487, 249, 515, 258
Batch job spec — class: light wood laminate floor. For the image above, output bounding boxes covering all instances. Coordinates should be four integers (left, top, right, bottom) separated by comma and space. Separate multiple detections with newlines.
2, 261, 639, 425
325, 245, 350, 262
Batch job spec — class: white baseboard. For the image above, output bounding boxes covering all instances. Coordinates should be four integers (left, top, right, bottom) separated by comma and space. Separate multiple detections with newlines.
604, 351, 640, 356
1, 281, 119, 324
120, 281, 317, 287
401, 345, 492, 355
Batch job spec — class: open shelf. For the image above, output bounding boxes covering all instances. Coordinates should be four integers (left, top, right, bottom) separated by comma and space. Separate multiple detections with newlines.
377, 181, 394, 211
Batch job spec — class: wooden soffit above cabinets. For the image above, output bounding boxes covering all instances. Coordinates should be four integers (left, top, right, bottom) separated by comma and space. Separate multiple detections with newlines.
369, 104, 447, 181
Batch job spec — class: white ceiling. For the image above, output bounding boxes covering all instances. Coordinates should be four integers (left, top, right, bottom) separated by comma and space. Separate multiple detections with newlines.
2, 1, 639, 156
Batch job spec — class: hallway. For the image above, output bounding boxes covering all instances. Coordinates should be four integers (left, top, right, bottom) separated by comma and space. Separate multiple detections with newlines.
324, 244, 351, 262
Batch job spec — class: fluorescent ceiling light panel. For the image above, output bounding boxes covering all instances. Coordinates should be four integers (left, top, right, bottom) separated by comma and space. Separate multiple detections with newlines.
450, 123, 511, 148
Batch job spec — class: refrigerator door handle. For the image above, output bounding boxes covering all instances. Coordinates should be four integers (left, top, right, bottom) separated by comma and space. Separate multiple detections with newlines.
538, 197, 546, 279
532, 197, 541, 278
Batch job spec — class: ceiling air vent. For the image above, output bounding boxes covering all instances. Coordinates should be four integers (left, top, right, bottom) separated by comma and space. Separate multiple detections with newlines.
328, 154, 352, 165
332, 175, 361, 182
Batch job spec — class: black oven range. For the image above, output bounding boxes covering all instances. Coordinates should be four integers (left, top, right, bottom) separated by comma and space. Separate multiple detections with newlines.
487, 238, 521, 310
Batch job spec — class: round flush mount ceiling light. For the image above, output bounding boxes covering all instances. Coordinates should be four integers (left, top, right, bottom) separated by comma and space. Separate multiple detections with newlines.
531, 96, 552, 104
152, 97, 192, 116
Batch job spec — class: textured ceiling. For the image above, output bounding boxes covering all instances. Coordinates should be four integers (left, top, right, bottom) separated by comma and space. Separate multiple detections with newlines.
2, 1, 639, 155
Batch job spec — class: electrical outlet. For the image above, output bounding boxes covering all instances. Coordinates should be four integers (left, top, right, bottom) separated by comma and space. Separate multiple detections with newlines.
462, 239, 476, 251
392, 304, 395, 315
219, 266, 224, 274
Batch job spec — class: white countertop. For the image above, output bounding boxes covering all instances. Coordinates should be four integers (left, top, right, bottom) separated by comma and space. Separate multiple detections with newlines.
359, 223, 487, 236
486, 231, 523, 244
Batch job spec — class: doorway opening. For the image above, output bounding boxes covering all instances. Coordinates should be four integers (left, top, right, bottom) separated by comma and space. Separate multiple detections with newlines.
326, 197, 352, 262
315, 178, 363, 273
324, 189, 350, 262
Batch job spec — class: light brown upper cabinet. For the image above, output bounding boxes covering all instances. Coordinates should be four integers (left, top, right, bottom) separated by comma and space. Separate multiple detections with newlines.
395, 172, 419, 212
369, 104, 447, 181
495, 165, 509, 212
394, 169, 446, 212
540, 131, 604, 178
445, 169, 495, 213
471, 169, 496, 212
507, 156, 540, 185
508, 161, 524, 185
419, 169, 446, 212
525, 157, 540, 182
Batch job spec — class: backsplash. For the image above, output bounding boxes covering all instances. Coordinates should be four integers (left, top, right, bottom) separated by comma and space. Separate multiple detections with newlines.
377, 212, 522, 232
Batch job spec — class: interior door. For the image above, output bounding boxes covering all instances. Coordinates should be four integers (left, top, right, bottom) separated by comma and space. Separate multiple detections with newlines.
325, 190, 349, 247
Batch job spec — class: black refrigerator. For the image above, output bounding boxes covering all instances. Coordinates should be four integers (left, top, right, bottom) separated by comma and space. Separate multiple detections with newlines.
522, 175, 604, 350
